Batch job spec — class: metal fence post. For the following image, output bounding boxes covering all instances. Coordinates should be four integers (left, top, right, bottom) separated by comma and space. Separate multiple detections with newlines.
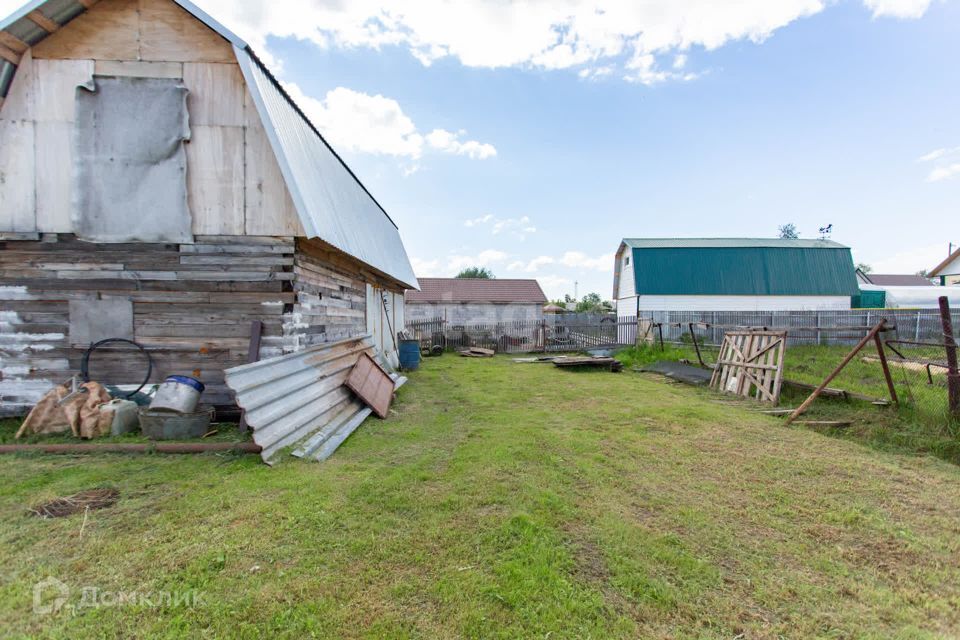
939, 297, 960, 418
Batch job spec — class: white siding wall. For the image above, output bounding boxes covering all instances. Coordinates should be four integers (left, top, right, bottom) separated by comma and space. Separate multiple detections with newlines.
616, 296, 638, 317
636, 295, 851, 312
618, 251, 635, 299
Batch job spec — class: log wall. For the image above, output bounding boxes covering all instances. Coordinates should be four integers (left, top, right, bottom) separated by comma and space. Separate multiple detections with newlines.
0, 234, 390, 416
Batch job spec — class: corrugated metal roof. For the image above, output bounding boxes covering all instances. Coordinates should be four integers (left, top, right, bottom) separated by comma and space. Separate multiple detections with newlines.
1, 0, 418, 290
224, 334, 406, 464
405, 278, 548, 304
623, 238, 849, 250
237, 49, 417, 289
862, 274, 934, 287
625, 242, 859, 297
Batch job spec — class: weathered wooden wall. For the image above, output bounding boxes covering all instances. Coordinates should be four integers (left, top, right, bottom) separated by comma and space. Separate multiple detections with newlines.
0, 0, 303, 237
0, 234, 296, 415
0, 234, 407, 416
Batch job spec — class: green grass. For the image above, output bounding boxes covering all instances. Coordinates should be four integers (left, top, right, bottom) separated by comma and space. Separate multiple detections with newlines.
3, 356, 960, 638
618, 341, 960, 464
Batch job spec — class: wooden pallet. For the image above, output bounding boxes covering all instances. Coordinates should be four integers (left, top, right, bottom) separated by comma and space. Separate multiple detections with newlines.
710, 330, 787, 405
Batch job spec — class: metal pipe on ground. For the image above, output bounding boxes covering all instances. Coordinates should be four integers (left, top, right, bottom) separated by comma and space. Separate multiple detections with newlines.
0, 443, 262, 455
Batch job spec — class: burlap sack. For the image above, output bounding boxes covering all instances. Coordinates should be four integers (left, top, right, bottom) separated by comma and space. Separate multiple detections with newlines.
15, 381, 113, 439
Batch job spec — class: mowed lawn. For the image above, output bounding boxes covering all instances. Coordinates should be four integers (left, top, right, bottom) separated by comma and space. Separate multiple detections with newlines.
3, 357, 960, 638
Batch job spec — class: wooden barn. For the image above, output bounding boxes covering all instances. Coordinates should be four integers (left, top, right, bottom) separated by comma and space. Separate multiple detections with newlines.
0, 0, 418, 416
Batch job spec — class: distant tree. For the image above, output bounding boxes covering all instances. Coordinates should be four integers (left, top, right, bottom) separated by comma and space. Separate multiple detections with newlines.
548, 299, 567, 308
564, 294, 575, 304
575, 292, 607, 313
456, 267, 494, 279
778, 223, 799, 239
856, 263, 873, 274
916, 269, 930, 278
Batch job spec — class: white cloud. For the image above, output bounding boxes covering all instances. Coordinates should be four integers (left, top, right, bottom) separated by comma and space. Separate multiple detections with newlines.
537, 275, 575, 299
560, 251, 615, 271
464, 214, 494, 227
863, 0, 933, 19
868, 243, 951, 273
178, 0, 925, 86
464, 215, 536, 239
507, 256, 556, 273
446, 250, 509, 274
410, 256, 440, 276
280, 83, 495, 163
918, 145, 960, 182
425, 129, 497, 159
927, 164, 960, 183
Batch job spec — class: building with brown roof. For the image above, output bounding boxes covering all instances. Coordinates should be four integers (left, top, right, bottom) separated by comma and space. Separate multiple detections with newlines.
405, 278, 548, 325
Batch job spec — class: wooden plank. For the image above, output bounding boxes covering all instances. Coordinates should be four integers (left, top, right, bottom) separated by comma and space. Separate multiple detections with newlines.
345, 352, 395, 419
32, 0, 139, 60
0, 43, 20, 65
0, 49, 33, 121
95, 59, 183, 78
183, 62, 245, 126
245, 117, 304, 236
0, 120, 37, 232
27, 10, 61, 34
32, 58, 94, 122
0, 31, 28, 55
138, 0, 234, 63
35, 121, 74, 232
187, 125, 245, 235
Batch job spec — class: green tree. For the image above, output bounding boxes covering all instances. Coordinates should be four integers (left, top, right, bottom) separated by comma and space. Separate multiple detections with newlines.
455, 267, 494, 279
575, 292, 608, 313
778, 223, 799, 239
857, 263, 873, 274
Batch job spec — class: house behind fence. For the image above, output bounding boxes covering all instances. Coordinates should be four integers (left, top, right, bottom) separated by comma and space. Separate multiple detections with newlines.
405, 278, 547, 325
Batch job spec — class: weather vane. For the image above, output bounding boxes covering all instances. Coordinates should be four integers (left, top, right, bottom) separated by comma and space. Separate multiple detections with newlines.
818, 224, 833, 239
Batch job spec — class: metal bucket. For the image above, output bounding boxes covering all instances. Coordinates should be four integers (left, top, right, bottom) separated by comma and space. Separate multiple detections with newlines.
139, 406, 214, 440
149, 376, 205, 413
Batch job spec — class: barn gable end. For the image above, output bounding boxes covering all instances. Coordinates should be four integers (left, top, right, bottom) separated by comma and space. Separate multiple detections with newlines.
0, 0, 415, 415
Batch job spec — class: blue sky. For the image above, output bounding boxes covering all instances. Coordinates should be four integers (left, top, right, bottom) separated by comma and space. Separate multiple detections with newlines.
6, 0, 957, 299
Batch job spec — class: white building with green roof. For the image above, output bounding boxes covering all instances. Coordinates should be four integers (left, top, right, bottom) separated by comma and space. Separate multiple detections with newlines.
613, 238, 860, 315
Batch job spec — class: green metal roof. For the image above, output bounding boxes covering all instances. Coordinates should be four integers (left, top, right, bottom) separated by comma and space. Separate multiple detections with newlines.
623, 238, 849, 250
624, 238, 859, 297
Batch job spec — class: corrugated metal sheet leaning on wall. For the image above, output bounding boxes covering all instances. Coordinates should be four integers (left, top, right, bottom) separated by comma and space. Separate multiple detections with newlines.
224, 335, 406, 464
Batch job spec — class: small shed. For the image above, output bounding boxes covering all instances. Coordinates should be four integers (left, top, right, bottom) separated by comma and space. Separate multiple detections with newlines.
0, 0, 418, 416
405, 278, 548, 325
613, 238, 860, 315
929, 248, 960, 286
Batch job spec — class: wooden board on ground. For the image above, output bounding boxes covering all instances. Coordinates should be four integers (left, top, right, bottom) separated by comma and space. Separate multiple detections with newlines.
553, 356, 623, 372
710, 330, 787, 405
459, 347, 495, 358
346, 353, 396, 419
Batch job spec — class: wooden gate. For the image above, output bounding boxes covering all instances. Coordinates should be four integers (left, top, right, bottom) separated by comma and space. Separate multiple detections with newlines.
710, 330, 787, 404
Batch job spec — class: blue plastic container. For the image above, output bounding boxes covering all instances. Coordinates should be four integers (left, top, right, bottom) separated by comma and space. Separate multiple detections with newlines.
398, 339, 421, 371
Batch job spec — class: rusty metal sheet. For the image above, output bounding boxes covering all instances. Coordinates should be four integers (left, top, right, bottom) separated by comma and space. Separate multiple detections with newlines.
345, 352, 395, 419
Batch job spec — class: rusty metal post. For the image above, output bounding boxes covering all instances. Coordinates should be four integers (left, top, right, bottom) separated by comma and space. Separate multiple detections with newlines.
939, 296, 960, 417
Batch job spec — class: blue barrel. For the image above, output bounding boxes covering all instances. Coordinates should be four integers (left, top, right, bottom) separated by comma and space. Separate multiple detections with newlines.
398, 339, 421, 371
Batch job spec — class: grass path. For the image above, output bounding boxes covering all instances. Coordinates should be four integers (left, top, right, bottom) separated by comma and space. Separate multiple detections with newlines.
2, 356, 960, 638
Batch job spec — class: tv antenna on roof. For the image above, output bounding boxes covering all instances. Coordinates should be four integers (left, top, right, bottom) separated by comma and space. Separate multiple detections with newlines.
818, 224, 833, 239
